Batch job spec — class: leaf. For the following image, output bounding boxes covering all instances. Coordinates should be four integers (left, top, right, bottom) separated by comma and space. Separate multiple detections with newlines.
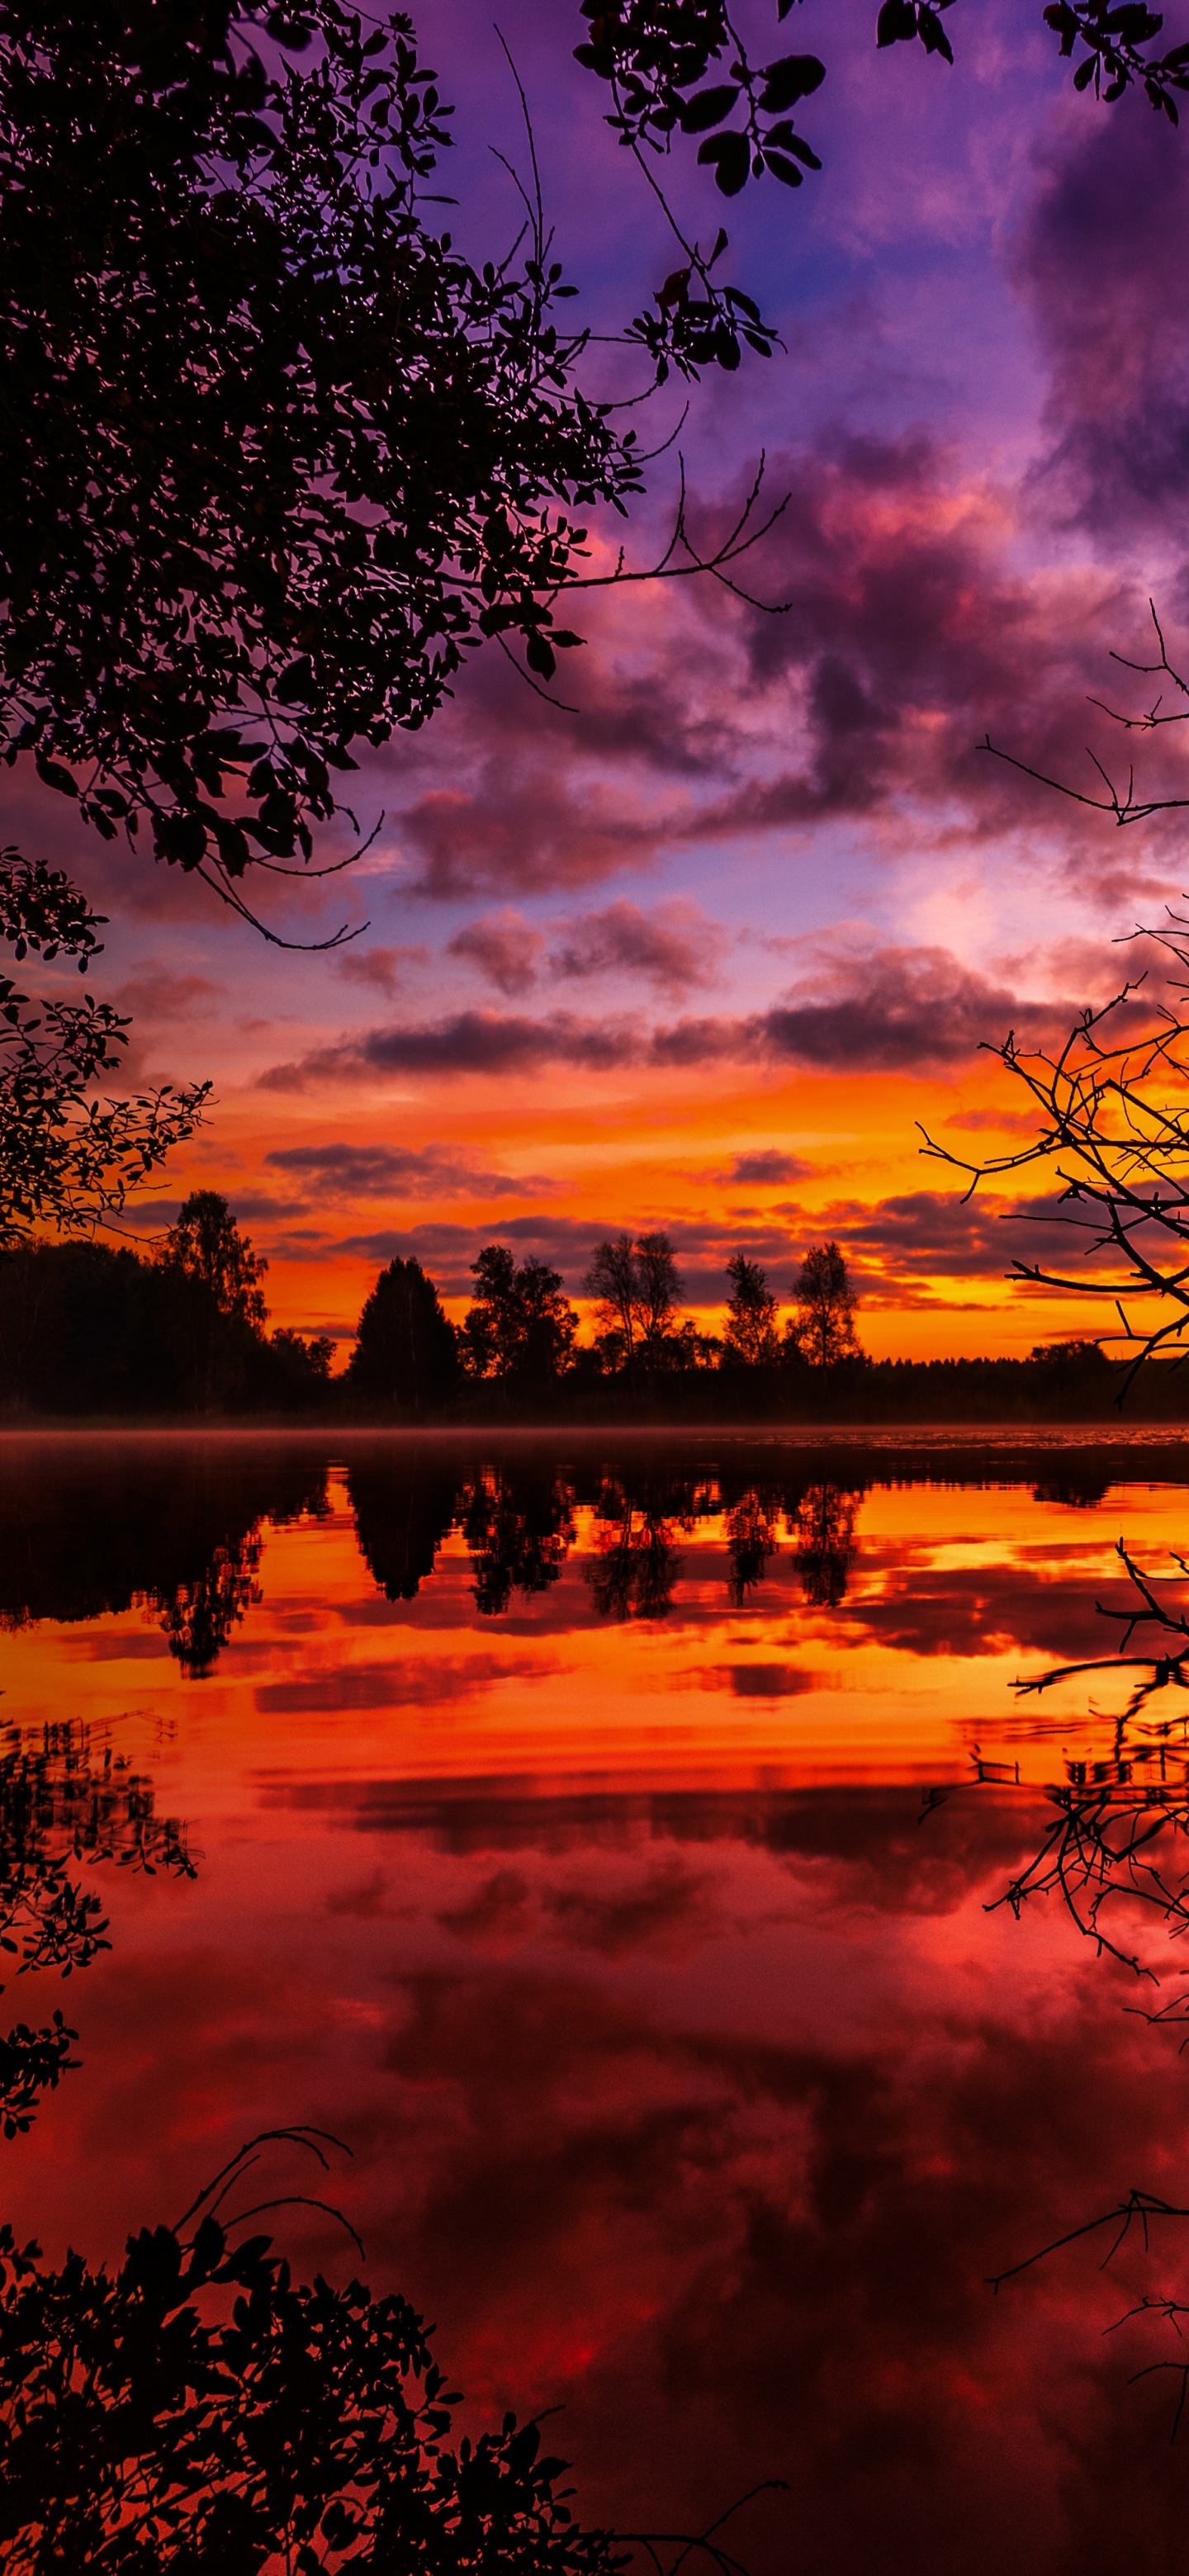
275, 658, 314, 704
525, 631, 557, 680
696, 130, 751, 193
34, 756, 78, 798
678, 83, 740, 132
917, 6, 955, 62
763, 122, 822, 166
763, 149, 805, 184
759, 52, 827, 108
877, 0, 919, 45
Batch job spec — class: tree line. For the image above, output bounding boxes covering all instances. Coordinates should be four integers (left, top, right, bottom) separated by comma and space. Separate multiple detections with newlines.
348, 1233, 861, 1413
7, 1198, 1182, 1420
0, 1201, 864, 1418
0, 1191, 333, 1418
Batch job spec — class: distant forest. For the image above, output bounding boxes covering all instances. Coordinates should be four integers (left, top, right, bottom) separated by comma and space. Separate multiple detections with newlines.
2, 1192, 1183, 1423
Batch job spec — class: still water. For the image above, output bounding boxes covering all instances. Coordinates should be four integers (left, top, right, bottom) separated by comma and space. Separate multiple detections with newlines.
7, 1428, 1189, 2574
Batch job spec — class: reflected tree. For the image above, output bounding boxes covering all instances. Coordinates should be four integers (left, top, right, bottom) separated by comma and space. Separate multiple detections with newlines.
0, 1450, 329, 1674
722, 1485, 781, 1606
0, 1725, 195, 2135
348, 1458, 462, 1603
589, 1479, 684, 1622
791, 1483, 860, 1609
463, 1466, 576, 1617
157, 1532, 263, 1679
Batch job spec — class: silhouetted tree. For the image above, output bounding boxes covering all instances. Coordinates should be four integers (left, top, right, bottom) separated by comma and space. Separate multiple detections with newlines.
2, 0, 1173, 1244
788, 1242, 861, 1368
0, 6, 643, 937
635, 1233, 683, 1353
164, 1191, 268, 1330
722, 1252, 779, 1366
346, 1257, 459, 1416
463, 1248, 577, 1385
0, 1234, 334, 1418
159, 1191, 269, 1412
584, 1234, 640, 1361
585, 1232, 684, 1366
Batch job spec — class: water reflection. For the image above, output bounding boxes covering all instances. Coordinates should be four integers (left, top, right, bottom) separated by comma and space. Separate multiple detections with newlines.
0, 1721, 195, 2133
348, 1455, 459, 1602
8, 1432, 1189, 2570
793, 1482, 860, 1608
589, 1475, 685, 1622
463, 1463, 577, 1616
0, 1442, 329, 1665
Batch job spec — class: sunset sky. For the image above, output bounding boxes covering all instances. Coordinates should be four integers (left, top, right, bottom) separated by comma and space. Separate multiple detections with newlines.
20, 0, 1189, 1357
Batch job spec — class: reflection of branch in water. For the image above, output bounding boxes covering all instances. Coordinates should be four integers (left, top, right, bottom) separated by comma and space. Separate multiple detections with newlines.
1014, 1538, 1189, 1730
0, 2014, 78, 2141
978, 1541, 1189, 2431
989, 2187, 1189, 2439
0, 1726, 196, 2133
985, 1782, 1189, 1978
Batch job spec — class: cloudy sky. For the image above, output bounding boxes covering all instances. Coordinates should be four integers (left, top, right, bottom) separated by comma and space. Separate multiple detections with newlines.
21, 0, 1189, 1352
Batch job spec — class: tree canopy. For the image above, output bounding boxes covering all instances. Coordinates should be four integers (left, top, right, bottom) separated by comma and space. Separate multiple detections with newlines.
585, 1231, 685, 1362
789, 1241, 860, 1367
722, 1252, 780, 1366
345, 1255, 460, 1413
0, 1, 642, 937
463, 1245, 579, 1382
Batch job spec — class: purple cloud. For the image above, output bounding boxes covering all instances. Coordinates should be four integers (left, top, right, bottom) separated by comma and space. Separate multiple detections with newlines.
548, 899, 723, 1000
258, 941, 1082, 1088
1016, 100, 1189, 537
265, 1141, 555, 1200
447, 910, 544, 998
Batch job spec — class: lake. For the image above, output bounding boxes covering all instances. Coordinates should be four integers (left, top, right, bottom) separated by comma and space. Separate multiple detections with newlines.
6, 1427, 1189, 2575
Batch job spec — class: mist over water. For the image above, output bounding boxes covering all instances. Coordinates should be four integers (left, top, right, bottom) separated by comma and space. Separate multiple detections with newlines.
7, 1428, 1189, 2575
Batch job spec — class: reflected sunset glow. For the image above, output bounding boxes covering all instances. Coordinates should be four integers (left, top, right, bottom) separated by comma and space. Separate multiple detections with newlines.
8, 1434, 1189, 2573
